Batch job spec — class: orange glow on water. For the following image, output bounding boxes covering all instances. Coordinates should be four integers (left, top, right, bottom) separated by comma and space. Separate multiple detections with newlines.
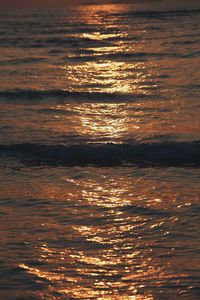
1, 3, 200, 300
1, 165, 200, 299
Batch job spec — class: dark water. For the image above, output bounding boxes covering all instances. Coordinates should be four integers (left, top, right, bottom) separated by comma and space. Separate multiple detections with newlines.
0, 2, 200, 299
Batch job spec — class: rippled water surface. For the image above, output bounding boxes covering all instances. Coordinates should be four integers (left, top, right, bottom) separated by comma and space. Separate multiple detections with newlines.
0, 2, 200, 299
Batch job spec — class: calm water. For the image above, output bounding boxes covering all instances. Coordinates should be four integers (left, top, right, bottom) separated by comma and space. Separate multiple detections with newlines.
0, 2, 200, 299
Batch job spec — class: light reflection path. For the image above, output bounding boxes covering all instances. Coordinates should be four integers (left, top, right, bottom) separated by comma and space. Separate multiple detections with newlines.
1, 3, 200, 300
58, 4, 158, 95
2, 167, 197, 299
61, 60, 156, 95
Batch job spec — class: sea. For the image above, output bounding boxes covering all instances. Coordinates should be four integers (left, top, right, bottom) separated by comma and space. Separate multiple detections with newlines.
0, 1, 200, 299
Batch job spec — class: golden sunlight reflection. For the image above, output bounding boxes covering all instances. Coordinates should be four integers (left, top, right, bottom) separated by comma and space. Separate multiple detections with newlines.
61, 61, 154, 95
39, 93, 199, 145
19, 247, 159, 299
44, 102, 142, 144
59, 6, 158, 96
3, 166, 198, 299
74, 3, 130, 25
1, 3, 200, 300
81, 32, 126, 41
18, 238, 167, 299
76, 103, 130, 143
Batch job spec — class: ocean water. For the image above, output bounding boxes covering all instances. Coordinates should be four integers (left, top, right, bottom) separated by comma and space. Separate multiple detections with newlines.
0, 2, 200, 299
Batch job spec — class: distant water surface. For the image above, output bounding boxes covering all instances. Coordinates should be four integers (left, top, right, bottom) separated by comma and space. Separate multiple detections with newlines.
0, 3, 200, 299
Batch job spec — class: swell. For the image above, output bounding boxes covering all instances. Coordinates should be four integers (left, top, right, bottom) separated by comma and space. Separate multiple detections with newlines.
124, 8, 200, 18
0, 57, 47, 65
0, 141, 200, 167
0, 89, 150, 102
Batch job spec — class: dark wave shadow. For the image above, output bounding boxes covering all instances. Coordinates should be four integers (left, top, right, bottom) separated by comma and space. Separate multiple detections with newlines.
0, 141, 200, 167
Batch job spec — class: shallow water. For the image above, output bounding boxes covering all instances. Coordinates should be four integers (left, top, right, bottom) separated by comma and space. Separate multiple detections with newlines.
0, 2, 200, 299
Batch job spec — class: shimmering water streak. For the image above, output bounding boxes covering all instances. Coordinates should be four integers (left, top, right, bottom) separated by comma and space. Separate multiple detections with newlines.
0, 99, 200, 145
0, 4, 200, 95
0, 4, 200, 146
0, 3, 200, 300
0, 166, 200, 299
